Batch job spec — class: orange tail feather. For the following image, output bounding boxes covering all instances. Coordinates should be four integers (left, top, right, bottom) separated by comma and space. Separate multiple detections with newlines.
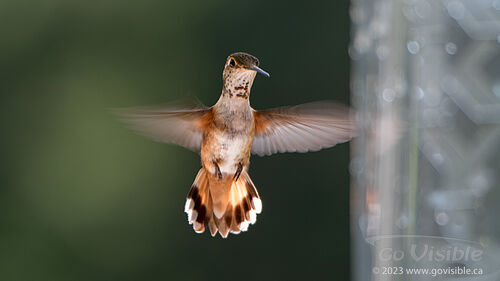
184, 168, 262, 238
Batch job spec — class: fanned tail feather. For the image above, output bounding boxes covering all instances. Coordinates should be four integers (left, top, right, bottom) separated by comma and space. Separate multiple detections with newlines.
184, 168, 262, 238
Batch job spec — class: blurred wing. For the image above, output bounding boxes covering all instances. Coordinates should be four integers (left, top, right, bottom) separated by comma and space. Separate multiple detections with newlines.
114, 99, 211, 152
252, 101, 355, 156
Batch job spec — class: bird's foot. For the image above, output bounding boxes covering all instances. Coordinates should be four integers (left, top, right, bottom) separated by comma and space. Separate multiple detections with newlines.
233, 163, 243, 181
213, 161, 222, 180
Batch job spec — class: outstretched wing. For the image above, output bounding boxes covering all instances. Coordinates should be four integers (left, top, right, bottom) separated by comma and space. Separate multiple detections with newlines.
114, 99, 211, 152
252, 101, 355, 156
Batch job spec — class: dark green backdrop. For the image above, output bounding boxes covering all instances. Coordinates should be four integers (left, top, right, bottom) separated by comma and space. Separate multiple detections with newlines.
0, 1, 351, 280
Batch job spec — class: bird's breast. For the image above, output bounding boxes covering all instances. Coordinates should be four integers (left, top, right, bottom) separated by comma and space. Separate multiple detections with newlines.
203, 130, 253, 174
201, 116, 255, 175
201, 104, 255, 175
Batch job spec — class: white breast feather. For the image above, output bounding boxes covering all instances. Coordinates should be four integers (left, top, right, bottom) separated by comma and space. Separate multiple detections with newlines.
217, 135, 247, 174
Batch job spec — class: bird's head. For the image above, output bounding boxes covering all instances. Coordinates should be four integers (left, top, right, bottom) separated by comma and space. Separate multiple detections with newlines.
222, 52, 269, 99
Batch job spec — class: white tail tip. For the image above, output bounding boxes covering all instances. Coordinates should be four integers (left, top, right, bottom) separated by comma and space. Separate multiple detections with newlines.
253, 198, 262, 214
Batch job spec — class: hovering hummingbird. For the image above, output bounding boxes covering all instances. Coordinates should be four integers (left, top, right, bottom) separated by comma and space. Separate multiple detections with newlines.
117, 52, 355, 238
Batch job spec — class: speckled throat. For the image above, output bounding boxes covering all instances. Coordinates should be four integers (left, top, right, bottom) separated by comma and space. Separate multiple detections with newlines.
221, 67, 257, 99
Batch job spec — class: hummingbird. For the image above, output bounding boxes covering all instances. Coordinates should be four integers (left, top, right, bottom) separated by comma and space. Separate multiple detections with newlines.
116, 52, 355, 238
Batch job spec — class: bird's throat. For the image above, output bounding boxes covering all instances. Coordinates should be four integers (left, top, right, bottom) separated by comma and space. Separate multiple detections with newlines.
222, 69, 256, 100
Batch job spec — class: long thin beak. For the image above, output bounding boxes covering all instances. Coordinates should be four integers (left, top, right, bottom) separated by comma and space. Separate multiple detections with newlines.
251, 65, 270, 77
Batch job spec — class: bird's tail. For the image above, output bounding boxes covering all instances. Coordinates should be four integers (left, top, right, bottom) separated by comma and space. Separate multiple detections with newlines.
184, 167, 262, 238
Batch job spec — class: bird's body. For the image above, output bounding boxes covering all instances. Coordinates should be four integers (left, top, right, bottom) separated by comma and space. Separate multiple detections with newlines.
202, 96, 255, 178
117, 52, 355, 238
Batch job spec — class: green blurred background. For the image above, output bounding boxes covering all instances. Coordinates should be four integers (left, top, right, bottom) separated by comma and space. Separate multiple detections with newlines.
0, 1, 351, 280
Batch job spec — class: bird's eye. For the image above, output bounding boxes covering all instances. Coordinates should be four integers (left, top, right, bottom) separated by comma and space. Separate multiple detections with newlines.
229, 59, 236, 67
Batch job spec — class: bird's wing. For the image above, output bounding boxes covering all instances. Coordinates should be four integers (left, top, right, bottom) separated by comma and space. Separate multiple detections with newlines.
252, 101, 355, 156
114, 98, 211, 152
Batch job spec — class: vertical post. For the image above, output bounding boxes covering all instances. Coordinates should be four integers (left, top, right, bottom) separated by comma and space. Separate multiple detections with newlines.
350, 0, 500, 280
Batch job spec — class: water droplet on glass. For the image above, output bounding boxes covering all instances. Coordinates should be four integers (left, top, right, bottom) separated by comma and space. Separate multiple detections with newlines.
445, 42, 457, 55
435, 212, 450, 226
432, 153, 444, 165
407, 41, 420, 54
382, 88, 396, 102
